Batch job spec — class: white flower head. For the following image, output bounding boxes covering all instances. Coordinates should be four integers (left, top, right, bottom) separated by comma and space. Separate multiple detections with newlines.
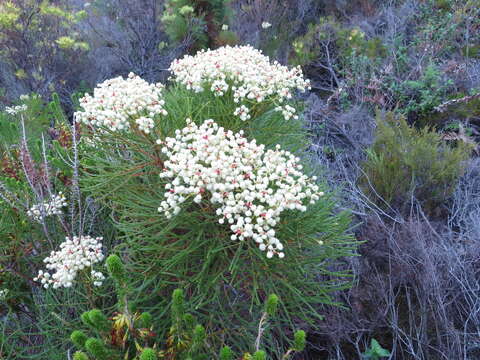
0, 289, 9, 301
34, 235, 105, 289
27, 192, 67, 222
91, 270, 105, 287
5, 104, 28, 116
74, 73, 167, 133
169, 45, 311, 121
158, 119, 323, 258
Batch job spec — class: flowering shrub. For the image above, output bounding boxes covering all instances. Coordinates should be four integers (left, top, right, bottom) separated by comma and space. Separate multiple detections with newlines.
65, 43, 356, 358
74, 73, 167, 133
27, 192, 67, 222
158, 119, 323, 258
34, 235, 105, 289
169, 45, 310, 121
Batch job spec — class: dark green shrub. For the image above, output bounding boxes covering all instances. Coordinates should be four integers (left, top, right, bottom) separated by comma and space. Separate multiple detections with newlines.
359, 111, 471, 212
289, 18, 386, 68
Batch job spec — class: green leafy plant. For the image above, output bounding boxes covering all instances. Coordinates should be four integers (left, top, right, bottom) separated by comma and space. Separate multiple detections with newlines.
289, 17, 386, 68
70, 255, 307, 359
396, 64, 453, 122
0, 92, 117, 359
362, 338, 391, 359
359, 111, 471, 213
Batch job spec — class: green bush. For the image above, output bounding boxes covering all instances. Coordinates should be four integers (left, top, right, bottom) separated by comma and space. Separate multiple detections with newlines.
395, 64, 453, 122
70, 256, 308, 360
78, 74, 356, 354
359, 111, 471, 212
362, 338, 391, 360
289, 17, 386, 68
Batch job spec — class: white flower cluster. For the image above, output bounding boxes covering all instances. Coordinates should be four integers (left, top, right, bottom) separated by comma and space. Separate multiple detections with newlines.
34, 235, 105, 289
261, 22, 272, 29
27, 192, 67, 222
74, 72, 167, 132
157, 119, 323, 258
275, 105, 298, 120
169, 45, 311, 121
91, 270, 105, 287
0, 289, 8, 301
5, 104, 27, 115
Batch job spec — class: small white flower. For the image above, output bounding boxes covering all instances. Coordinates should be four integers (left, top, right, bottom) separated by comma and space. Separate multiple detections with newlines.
222, 24, 229, 31
233, 105, 251, 121
91, 270, 105, 287
4, 104, 28, 115
261, 22, 272, 29
0, 289, 9, 301
27, 192, 67, 223
135, 116, 155, 134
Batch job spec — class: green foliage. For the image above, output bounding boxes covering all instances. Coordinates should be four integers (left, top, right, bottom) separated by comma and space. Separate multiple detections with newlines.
71, 330, 89, 349
87, 309, 111, 332
359, 111, 471, 212
81, 312, 96, 328
70, 258, 305, 360
396, 64, 453, 121
0, 0, 92, 98
140, 348, 157, 360
73, 351, 90, 360
293, 330, 306, 352
139, 312, 153, 328
289, 18, 386, 68
219, 346, 234, 360
106, 254, 126, 284
362, 338, 391, 360
253, 350, 267, 360
171, 288, 185, 325
0, 1, 20, 28
162, 0, 234, 50
0, 92, 118, 359
265, 294, 279, 317
85, 338, 109, 360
